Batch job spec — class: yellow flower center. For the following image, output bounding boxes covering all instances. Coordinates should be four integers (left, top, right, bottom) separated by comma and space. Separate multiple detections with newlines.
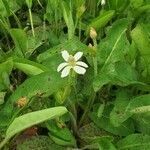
68, 55, 76, 67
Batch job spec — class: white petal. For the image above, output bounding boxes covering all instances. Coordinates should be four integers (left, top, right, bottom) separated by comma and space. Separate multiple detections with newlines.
61, 66, 71, 78
73, 66, 86, 74
101, 0, 105, 5
61, 50, 69, 61
74, 52, 83, 61
57, 62, 68, 72
76, 61, 88, 68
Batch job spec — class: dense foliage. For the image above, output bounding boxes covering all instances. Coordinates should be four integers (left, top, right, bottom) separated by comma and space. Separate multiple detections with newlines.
0, 0, 150, 149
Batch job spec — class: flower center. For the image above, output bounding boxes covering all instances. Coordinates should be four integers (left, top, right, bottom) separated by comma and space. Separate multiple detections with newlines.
68, 55, 76, 67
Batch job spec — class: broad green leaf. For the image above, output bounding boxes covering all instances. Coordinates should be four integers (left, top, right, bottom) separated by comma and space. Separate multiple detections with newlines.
117, 134, 150, 150
135, 4, 150, 17
7, 107, 67, 138
0, 107, 68, 149
98, 138, 117, 150
90, 105, 135, 136
80, 123, 113, 140
131, 24, 150, 79
61, 1, 75, 40
127, 94, 150, 134
111, 94, 150, 133
86, 10, 115, 34
107, 0, 129, 12
97, 19, 129, 68
131, 106, 150, 114
93, 19, 129, 91
48, 129, 76, 146
0, 72, 68, 127
26, 26, 52, 57
130, 0, 144, 8
127, 94, 150, 111
8, 0, 20, 13
47, 120, 76, 146
133, 114, 150, 134
45, 0, 62, 24
78, 123, 115, 149
110, 90, 132, 127
93, 61, 144, 91
10, 29, 28, 57
13, 57, 49, 76
93, 19, 147, 91
0, 0, 9, 17
0, 59, 13, 91
16, 136, 67, 150
111, 94, 150, 127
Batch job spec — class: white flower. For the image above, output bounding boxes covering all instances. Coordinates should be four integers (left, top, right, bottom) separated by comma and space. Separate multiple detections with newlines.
57, 50, 88, 78
101, 0, 106, 6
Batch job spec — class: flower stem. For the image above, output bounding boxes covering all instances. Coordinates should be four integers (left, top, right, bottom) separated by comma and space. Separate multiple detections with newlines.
79, 91, 96, 127
93, 38, 98, 76
61, 72, 74, 103
29, 8, 35, 37
79, 38, 98, 127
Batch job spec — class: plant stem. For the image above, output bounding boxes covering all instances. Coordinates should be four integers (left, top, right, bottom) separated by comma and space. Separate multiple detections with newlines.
79, 37, 98, 127
79, 91, 96, 127
37, 0, 43, 8
29, 8, 35, 37
69, 111, 78, 136
93, 38, 98, 76
93, 56, 98, 76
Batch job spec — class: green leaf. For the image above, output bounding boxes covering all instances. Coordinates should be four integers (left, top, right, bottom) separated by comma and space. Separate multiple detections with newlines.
127, 94, 150, 134
107, 0, 129, 12
7, 107, 67, 138
130, 0, 144, 8
78, 123, 112, 143
13, 57, 49, 76
98, 138, 117, 150
94, 61, 144, 91
26, 26, 50, 57
133, 114, 150, 134
93, 20, 147, 91
117, 134, 150, 150
131, 24, 150, 79
16, 136, 67, 150
0, 72, 68, 127
47, 120, 76, 146
61, 1, 75, 40
0, 107, 68, 149
111, 93, 150, 127
10, 29, 28, 57
0, 59, 13, 91
86, 10, 115, 34
0, 0, 9, 17
25, 0, 32, 8
98, 19, 129, 69
48, 129, 76, 146
127, 94, 150, 111
110, 90, 132, 127
0, 92, 6, 105
90, 105, 135, 136
93, 19, 129, 91
131, 106, 150, 114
